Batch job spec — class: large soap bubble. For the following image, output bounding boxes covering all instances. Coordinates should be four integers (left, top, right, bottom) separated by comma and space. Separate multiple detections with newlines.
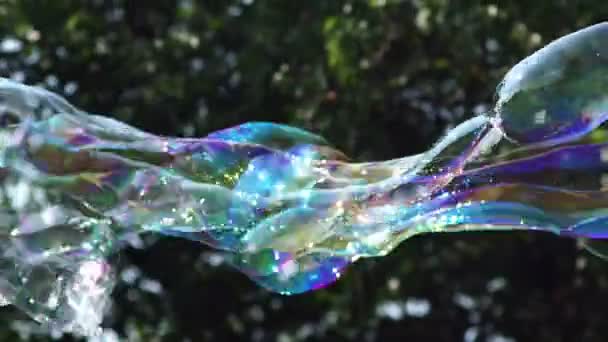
1, 22, 608, 336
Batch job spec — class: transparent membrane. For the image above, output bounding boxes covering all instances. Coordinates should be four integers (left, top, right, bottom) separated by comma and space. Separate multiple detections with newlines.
0, 22, 608, 336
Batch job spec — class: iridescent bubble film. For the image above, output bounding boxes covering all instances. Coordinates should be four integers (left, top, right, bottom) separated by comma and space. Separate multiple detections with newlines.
1, 22, 608, 336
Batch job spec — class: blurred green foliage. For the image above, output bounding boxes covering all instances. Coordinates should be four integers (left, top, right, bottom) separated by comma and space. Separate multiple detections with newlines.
1, 1, 608, 341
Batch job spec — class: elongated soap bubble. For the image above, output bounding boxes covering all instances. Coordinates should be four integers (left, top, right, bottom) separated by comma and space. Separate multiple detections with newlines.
1, 22, 608, 336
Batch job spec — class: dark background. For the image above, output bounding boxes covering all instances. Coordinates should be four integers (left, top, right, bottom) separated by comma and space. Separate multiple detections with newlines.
1, 1, 607, 341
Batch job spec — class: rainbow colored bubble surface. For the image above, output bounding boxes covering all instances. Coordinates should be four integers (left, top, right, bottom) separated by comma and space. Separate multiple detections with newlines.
1, 22, 608, 336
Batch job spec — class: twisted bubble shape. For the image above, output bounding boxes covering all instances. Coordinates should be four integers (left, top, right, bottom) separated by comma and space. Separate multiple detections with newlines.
1, 22, 608, 336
